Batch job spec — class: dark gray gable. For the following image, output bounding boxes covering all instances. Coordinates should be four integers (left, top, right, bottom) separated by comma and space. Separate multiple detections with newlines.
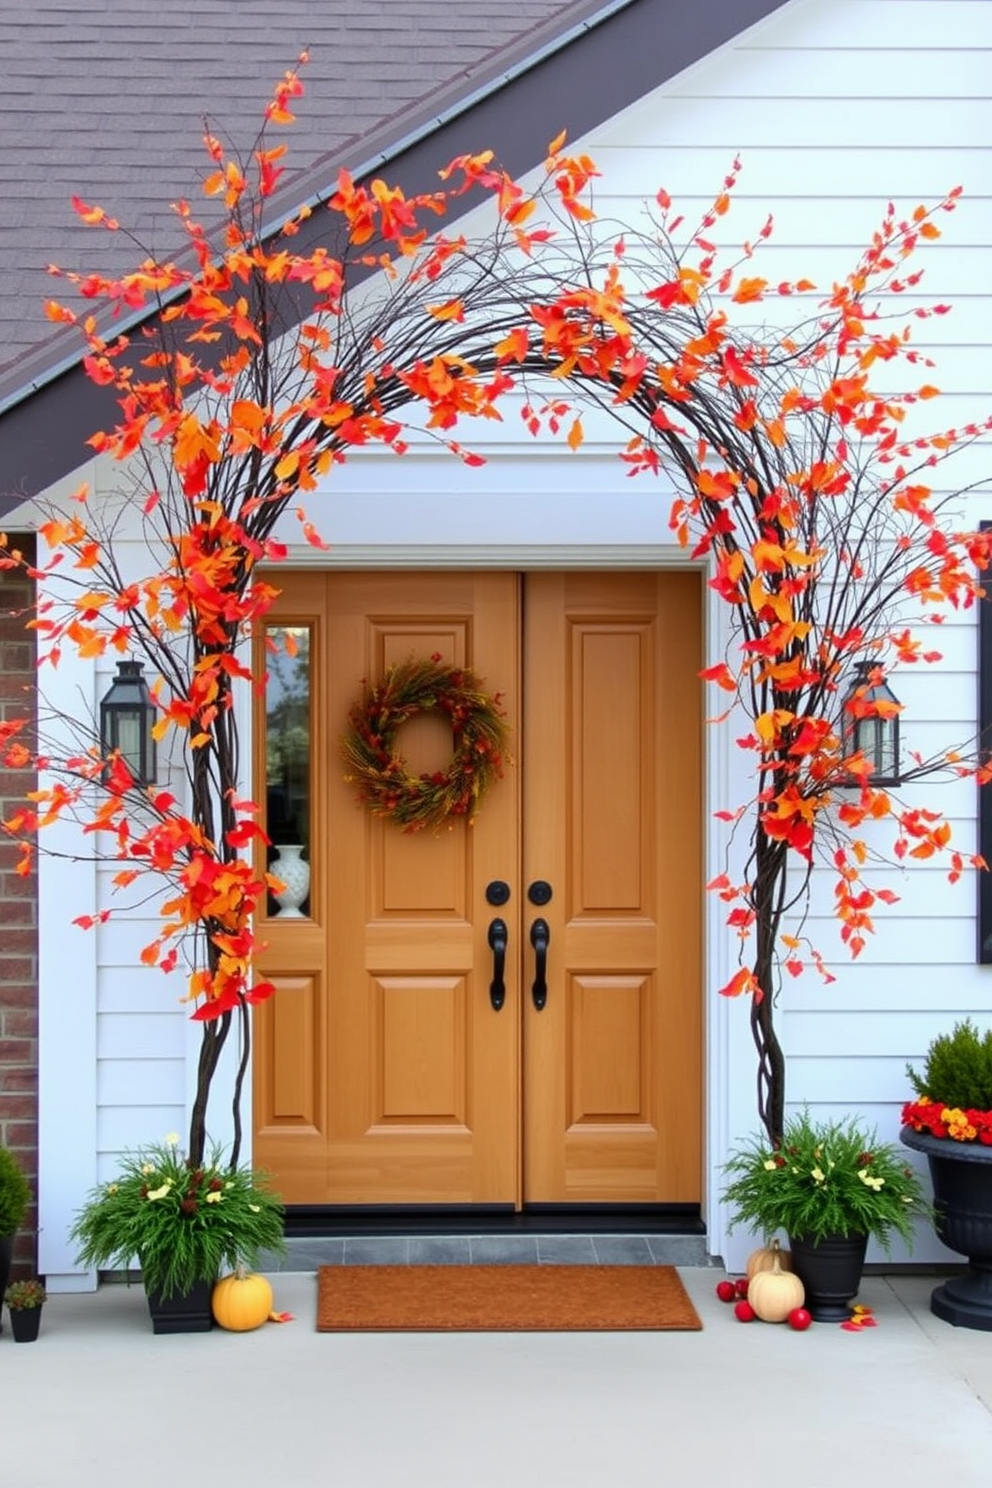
0, 0, 790, 513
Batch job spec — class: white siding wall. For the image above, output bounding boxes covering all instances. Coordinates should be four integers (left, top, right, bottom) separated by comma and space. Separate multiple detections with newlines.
602, 0, 992, 1267
34, 0, 992, 1279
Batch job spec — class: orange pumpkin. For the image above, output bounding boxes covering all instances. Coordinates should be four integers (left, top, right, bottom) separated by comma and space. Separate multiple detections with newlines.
211, 1268, 273, 1332
745, 1238, 794, 1282
748, 1250, 805, 1323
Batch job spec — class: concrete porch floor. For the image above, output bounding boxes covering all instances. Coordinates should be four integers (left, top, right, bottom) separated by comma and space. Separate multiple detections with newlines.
3, 1264, 990, 1487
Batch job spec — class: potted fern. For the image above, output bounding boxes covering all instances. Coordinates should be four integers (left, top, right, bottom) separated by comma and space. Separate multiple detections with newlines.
724, 1109, 928, 1320
4, 1278, 46, 1342
901, 1018, 992, 1330
70, 1134, 285, 1333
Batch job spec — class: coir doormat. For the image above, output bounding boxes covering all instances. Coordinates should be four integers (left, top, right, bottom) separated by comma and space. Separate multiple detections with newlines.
316, 1264, 702, 1332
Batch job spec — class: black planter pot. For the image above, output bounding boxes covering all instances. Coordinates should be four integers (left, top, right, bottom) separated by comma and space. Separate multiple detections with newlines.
8, 1306, 41, 1342
0, 1234, 12, 1336
900, 1126, 992, 1332
144, 1278, 215, 1334
788, 1231, 868, 1322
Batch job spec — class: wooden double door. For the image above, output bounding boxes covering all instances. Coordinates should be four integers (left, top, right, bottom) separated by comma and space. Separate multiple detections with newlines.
254, 571, 702, 1210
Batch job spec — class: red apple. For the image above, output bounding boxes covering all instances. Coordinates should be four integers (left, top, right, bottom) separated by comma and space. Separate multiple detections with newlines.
734, 1299, 756, 1323
715, 1280, 737, 1303
788, 1307, 813, 1331
734, 1277, 750, 1298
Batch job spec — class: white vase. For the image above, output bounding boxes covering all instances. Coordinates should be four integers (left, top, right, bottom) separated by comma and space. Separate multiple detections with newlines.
272, 844, 310, 918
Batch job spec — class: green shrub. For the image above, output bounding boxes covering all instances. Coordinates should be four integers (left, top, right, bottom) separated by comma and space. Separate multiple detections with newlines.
907, 1019, 992, 1111
0, 1148, 30, 1236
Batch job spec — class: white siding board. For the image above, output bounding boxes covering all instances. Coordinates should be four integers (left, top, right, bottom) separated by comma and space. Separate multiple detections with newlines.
897, 722, 986, 761
598, 99, 992, 150
668, 46, 992, 99
651, 243, 992, 293
96, 915, 181, 967
98, 1058, 185, 1105
97, 1108, 187, 1161
783, 966, 992, 1012
785, 1010, 991, 1058
785, 1054, 910, 1103
592, 146, 991, 200
97, 967, 185, 1015
97, 1013, 185, 1060
741, 0, 992, 50
792, 914, 976, 962
591, 195, 991, 242
789, 868, 981, 921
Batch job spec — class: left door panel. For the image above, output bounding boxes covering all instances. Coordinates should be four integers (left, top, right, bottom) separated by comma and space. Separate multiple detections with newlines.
253, 572, 522, 1207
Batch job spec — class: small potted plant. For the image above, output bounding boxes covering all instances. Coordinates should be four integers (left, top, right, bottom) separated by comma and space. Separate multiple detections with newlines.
69, 1134, 286, 1333
901, 1018, 992, 1330
4, 1278, 46, 1342
723, 1108, 928, 1320
0, 1146, 31, 1334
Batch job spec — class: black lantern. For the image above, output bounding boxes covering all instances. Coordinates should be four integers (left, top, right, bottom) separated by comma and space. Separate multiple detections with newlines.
100, 660, 157, 784
841, 660, 901, 786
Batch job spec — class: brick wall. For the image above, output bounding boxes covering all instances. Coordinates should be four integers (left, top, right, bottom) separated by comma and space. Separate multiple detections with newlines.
0, 535, 38, 1278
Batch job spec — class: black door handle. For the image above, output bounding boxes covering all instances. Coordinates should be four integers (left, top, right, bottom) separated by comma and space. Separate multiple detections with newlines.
530, 917, 550, 1010
488, 917, 508, 1011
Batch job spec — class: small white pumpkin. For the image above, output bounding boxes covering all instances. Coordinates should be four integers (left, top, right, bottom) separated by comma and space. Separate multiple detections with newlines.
747, 1249, 805, 1323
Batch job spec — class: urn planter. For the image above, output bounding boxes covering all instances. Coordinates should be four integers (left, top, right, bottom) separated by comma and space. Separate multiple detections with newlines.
900, 1126, 992, 1332
787, 1232, 868, 1322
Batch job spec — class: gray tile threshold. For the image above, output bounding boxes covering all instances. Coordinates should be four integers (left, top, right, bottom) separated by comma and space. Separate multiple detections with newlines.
263, 1232, 712, 1270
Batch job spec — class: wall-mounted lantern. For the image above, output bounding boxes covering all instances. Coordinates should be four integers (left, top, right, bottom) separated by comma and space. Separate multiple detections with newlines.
99, 659, 157, 785
841, 659, 901, 786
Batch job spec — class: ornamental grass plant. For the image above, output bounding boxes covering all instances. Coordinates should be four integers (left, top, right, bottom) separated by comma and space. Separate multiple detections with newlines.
722, 1109, 929, 1250
70, 1136, 286, 1300
902, 1019, 992, 1143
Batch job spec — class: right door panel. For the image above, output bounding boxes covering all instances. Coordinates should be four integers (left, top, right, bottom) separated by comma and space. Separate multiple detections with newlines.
521, 572, 703, 1204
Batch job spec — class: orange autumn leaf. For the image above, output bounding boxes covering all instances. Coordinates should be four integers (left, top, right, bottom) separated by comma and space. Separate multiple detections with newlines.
732, 276, 768, 304
427, 299, 465, 322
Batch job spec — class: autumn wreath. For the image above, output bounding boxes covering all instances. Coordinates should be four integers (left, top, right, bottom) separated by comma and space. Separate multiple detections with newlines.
341, 655, 509, 832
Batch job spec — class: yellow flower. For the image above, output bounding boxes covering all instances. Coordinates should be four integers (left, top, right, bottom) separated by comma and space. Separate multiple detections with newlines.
205, 1191, 223, 1204
141, 1163, 154, 1176
811, 1166, 825, 1183
164, 1132, 180, 1147
146, 1182, 172, 1201
763, 1159, 778, 1171
248, 1203, 260, 1213
942, 1108, 977, 1141
858, 1170, 884, 1192
106, 1183, 119, 1195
